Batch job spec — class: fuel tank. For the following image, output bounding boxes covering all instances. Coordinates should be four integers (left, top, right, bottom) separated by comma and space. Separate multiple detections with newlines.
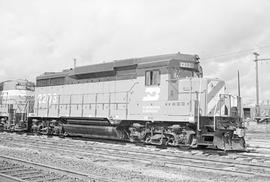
62, 117, 126, 140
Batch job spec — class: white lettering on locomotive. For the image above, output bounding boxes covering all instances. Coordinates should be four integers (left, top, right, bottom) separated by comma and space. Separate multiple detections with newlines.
180, 62, 194, 68
142, 87, 160, 101
37, 93, 58, 105
142, 106, 161, 113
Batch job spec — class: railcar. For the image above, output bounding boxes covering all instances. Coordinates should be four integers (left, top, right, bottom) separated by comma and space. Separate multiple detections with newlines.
0, 79, 35, 131
27, 52, 245, 150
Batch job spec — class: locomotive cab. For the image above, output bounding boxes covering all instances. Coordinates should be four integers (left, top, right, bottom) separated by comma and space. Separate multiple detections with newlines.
135, 58, 245, 150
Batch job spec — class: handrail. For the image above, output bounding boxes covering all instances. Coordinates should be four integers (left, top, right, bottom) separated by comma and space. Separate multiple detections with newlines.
127, 82, 139, 93
213, 96, 220, 131
37, 82, 140, 117
178, 90, 206, 94
197, 79, 202, 131
41, 82, 140, 98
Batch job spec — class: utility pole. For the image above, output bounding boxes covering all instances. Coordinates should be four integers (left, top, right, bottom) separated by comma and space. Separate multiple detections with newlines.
238, 70, 241, 97
237, 70, 241, 117
253, 52, 270, 118
253, 52, 260, 118
73, 58, 77, 69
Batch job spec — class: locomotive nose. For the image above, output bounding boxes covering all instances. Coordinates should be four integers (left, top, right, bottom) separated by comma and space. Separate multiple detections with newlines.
213, 130, 246, 151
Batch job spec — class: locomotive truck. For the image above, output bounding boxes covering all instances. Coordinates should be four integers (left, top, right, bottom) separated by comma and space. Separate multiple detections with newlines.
0, 53, 245, 150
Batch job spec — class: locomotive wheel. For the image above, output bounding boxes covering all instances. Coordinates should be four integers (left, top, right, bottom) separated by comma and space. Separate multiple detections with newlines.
143, 133, 152, 144
63, 132, 69, 137
156, 137, 168, 149
58, 128, 65, 138
166, 135, 177, 146
161, 138, 167, 146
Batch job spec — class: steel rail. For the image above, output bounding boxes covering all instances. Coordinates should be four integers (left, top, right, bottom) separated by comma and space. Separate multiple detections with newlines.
3, 136, 270, 178
5, 135, 270, 170
0, 173, 26, 182
0, 155, 115, 182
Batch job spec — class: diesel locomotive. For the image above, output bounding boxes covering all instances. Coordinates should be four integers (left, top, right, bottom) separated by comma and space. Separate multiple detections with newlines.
0, 53, 246, 150
0, 79, 35, 131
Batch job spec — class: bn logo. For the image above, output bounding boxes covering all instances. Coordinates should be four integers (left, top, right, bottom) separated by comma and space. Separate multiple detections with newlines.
142, 87, 160, 101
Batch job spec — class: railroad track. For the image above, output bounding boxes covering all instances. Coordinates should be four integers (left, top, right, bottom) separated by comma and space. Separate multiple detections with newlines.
1, 133, 270, 180
2, 133, 269, 162
245, 136, 270, 154
0, 132, 230, 156
0, 155, 113, 182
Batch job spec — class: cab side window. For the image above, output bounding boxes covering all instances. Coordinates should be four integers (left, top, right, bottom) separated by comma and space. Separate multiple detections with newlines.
145, 70, 160, 86
145, 71, 151, 86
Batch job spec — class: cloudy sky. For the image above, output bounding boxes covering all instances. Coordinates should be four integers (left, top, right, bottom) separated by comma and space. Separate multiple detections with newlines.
1, 0, 270, 105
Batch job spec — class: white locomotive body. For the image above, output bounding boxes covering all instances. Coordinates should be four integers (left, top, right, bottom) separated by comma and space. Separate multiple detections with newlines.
28, 53, 245, 150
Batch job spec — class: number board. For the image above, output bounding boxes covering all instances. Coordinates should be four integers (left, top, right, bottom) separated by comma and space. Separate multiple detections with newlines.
180, 62, 194, 69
